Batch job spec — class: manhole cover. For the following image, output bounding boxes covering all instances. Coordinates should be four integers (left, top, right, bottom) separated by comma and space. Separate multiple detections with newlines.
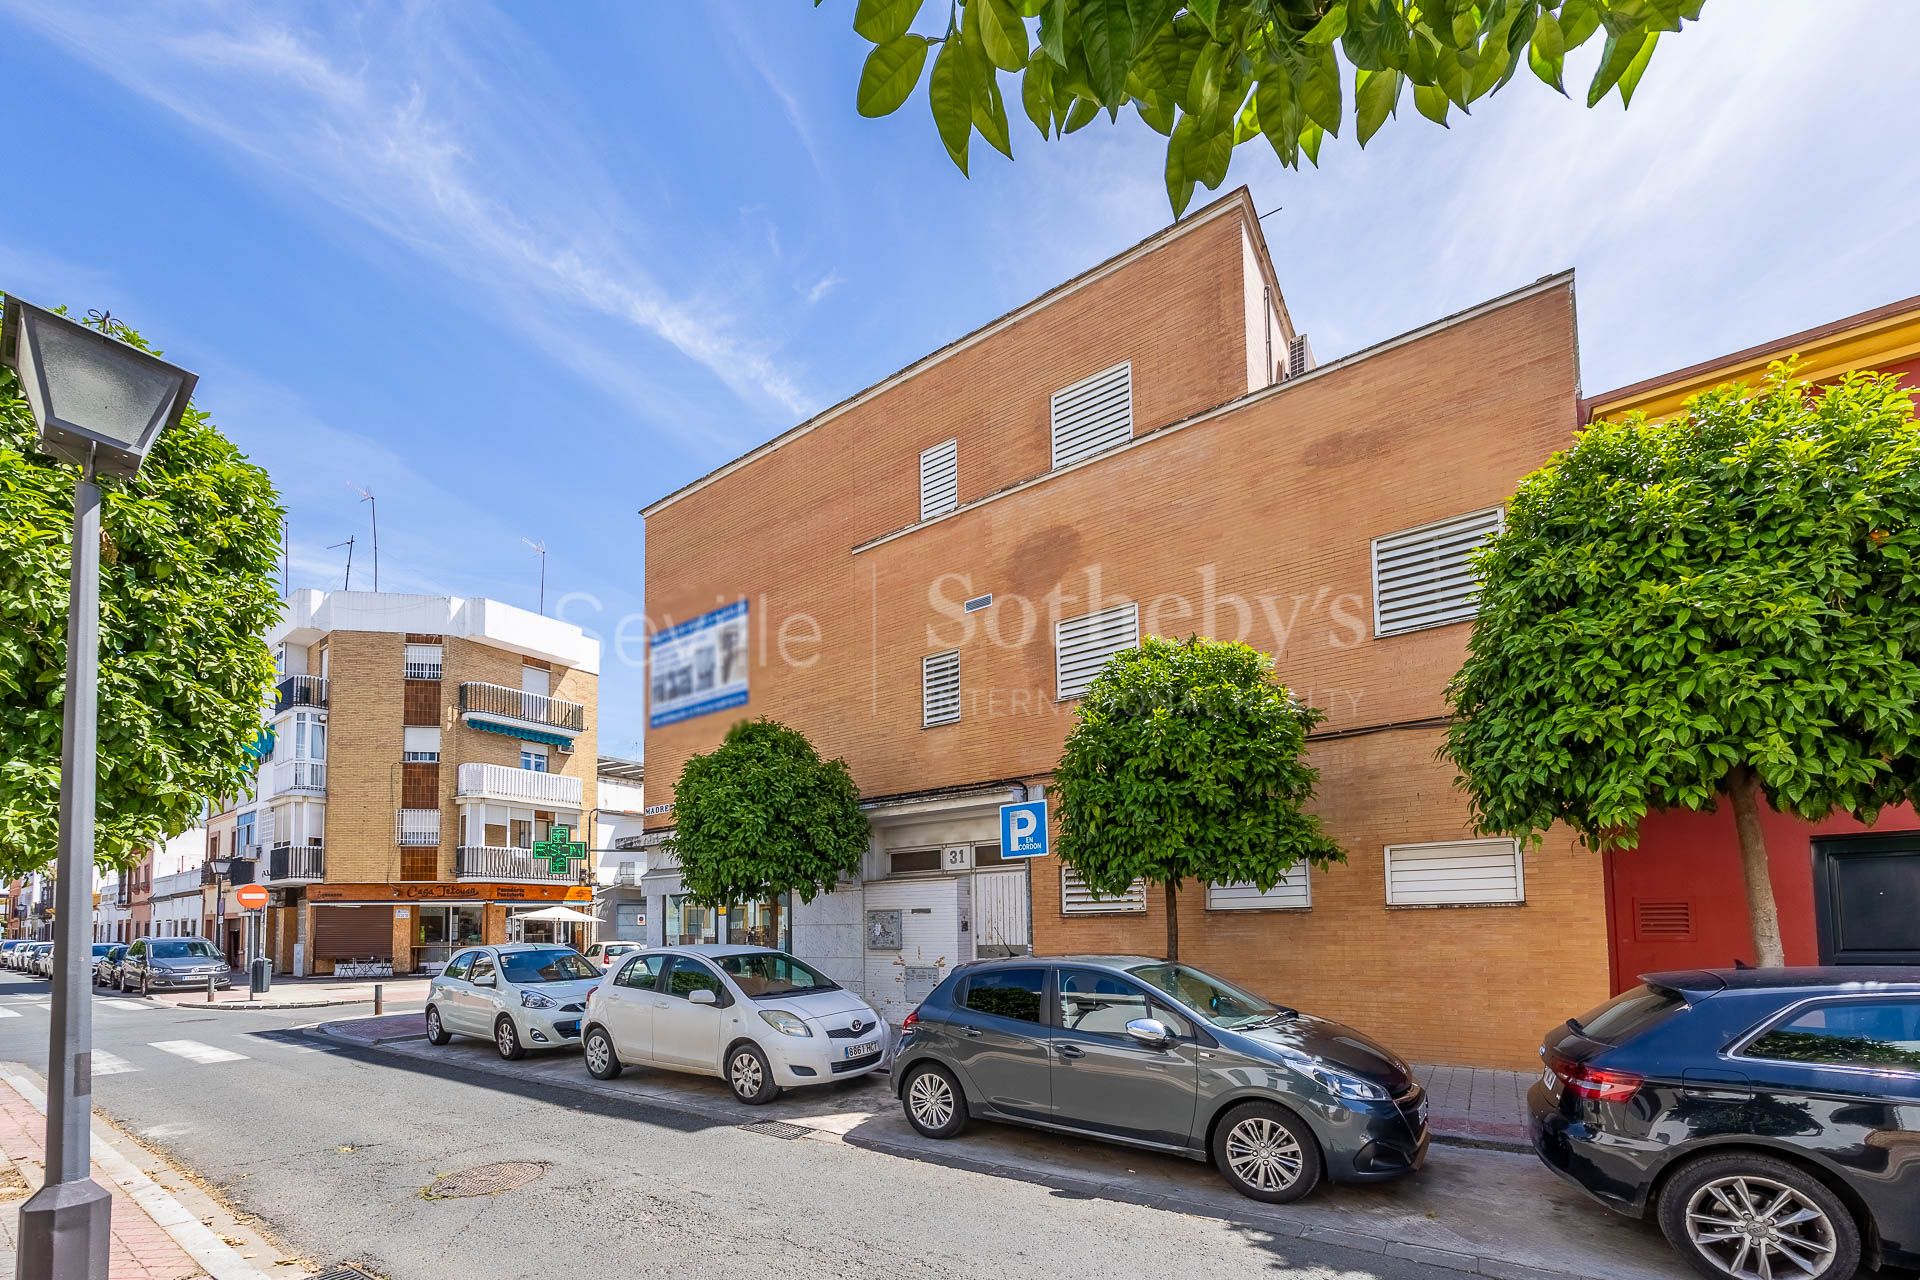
740, 1120, 813, 1141
423, 1161, 549, 1199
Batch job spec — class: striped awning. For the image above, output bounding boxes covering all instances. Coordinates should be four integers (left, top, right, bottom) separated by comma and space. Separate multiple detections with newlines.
466, 718, 574, 748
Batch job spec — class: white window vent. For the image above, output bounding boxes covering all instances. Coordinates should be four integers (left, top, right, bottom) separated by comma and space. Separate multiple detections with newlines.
1371, 507, 1505, 637
922, 650, 960, 727
1207, 866, 1312, 911
1287, 333, 1315, 379
1061, 867, 1148, 915
919, 438, 958, 520
1384, 839, 1524, 906
1050, 362, 1133, 469
1055, 602, 1139, 700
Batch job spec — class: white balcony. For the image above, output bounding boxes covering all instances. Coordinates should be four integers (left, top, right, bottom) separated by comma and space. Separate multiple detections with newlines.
455, 763, 582, 808
455, 845, 576, 883
396, 809, 441, 846
276, 760, 326, 795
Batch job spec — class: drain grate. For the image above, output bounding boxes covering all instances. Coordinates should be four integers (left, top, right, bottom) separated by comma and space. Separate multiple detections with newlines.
739, 1120, 813, 1141
314, 1269, 376, 1280
423, 1160, 548, 1199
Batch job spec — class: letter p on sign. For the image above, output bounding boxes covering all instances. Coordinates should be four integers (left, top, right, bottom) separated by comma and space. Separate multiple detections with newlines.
999, 799, 1048, 859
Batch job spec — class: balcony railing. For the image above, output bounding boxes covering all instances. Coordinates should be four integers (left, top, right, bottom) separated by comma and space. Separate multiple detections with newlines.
457, 681, 584, 734
267, 842, 324, 883
455, 845, 576, 883
404, 660, 443, 680
454, 763, 583, 808
274, 674, 328, 714
277, 760, 326, 794
202, 856, 261, 886
396, 809, 441, 846
112, 883, 131, 908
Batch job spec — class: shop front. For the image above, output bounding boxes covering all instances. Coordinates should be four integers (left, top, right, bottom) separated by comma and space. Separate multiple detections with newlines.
302, 882, 590, 975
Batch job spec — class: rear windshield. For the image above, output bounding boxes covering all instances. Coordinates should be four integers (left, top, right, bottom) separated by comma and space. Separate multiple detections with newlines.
1572, 984, 1686, 1043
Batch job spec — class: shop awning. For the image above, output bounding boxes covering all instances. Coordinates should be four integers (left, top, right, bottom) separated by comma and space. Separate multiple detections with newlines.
466, 718, 575, 748
515, 904, 598, 923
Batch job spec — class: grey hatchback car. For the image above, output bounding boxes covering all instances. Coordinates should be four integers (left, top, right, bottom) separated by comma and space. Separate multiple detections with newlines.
890, 956, 1429, 1202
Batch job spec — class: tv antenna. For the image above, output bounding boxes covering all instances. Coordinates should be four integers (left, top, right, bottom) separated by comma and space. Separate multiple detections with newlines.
522, 538, 548, 614
352, 485, 379, 590
327, 537, 356, 591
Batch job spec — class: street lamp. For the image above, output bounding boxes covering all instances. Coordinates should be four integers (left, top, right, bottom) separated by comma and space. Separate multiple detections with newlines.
1, 297, 196, 1280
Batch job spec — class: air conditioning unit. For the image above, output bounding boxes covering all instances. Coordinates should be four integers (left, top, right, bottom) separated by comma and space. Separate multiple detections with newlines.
1287, 333, 1316, 379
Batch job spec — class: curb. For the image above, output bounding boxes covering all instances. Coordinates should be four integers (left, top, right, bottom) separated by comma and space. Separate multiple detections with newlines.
143, 995, 384, 1012
310, 1024, 1606, 1280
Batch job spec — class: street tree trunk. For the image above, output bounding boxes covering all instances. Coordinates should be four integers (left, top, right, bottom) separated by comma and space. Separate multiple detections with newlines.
1727, 764, 1787, 968
1165, 876, 1180, 962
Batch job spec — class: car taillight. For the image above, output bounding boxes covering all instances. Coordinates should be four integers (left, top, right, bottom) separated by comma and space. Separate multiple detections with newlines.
901, 1008, 919, 1031
1546, 1050, 1643, 1103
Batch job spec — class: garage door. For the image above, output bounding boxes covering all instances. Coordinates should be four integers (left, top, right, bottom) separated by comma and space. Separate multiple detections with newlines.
312, 906, 395, 961
1814, 834, 1920, 965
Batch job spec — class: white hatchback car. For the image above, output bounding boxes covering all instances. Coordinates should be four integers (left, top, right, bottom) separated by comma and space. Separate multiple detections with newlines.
424, 944, 602, 1060
582, 945, 887, 1104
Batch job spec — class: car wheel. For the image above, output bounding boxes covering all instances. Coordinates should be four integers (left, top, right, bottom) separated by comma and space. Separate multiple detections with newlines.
726, 1042, 781, 1105
494, 1015, 527, 1061
423, 1005, 451, 1046
1212, 1102, 1324, 1204
583, 1026, 622, 1080
1657, 1153, 1860, 1280
901, 1063, 969, 1139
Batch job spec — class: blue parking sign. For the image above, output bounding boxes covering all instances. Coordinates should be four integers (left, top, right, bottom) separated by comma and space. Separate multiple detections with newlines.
1000, 799, 1049, 858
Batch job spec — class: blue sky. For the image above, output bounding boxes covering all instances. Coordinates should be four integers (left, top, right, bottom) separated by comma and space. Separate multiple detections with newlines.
5, 1, 1918, 758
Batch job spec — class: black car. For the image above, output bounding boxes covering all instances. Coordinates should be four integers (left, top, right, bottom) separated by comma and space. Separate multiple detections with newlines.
1530, 967, 1920, 1280
890, 955, 1427, 1203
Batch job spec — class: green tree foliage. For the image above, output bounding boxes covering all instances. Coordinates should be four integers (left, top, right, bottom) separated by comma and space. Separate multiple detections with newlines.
670, 718, 871, 909
0, 301, 284, 880
838, 0, 1704, 214
1054, 635, 1343, 958
1445, 368, 1920, 966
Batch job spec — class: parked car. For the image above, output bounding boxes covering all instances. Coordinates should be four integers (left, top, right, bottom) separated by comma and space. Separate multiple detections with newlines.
0, 940, 25, 968
27, 943, 54, 977
118, 936, 231, 994
581, 945, 886, 1104
889, 955, 1427, 1203
424, 944, 601, 1059
1530, 967, 1920, 1280
582, 941, 643, 972
95, 944, 128, 988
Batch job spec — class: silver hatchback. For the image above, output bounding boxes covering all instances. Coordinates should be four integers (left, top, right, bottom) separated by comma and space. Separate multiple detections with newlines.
889, 955, 1428, 1203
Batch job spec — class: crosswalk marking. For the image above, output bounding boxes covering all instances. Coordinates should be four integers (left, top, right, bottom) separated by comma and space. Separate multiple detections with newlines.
90, 1051, 138, 1076
147, 1040, 249, 1065
0, 1007, 19, 1019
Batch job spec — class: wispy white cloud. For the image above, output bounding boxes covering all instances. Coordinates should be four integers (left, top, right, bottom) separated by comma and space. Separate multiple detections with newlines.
803, 270, 845, 305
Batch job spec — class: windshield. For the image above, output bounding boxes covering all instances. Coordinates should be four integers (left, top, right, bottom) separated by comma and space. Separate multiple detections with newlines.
1128, 962, 1286, 1030
92, 945, 114, 956
499, 949, 598, 984
715, 951, 840, 998
151, 940, 220, 960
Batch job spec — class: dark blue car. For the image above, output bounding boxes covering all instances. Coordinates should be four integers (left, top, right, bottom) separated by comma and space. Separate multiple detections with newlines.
1530, 967, 1920, 1280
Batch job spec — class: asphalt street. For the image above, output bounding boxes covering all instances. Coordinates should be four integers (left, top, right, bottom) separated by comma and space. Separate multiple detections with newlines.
0, 970, 1647, 1280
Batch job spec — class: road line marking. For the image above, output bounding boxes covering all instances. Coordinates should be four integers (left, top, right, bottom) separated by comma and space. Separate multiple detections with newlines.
148, 1040, 250, 1065
0, 1007, 19, 1019
91, 1051, 139, 1076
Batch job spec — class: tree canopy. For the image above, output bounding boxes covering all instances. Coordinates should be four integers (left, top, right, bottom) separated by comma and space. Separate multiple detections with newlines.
0, 301, 284, 880
1444, 367, 1920, 964
839, 0, 1703, 214
669, 717, 871, 908
1054, 635, 1343, 957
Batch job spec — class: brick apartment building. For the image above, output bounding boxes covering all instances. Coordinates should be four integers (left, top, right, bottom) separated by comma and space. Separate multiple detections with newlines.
228, 589, 601, 976
641, 187, 1607, 1069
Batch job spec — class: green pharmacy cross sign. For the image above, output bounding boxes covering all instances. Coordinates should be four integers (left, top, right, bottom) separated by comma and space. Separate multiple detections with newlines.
531, 825, 587, 876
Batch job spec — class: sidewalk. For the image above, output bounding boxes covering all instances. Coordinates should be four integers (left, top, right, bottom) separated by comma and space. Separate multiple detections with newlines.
146, 974, 432, 1012
0, 1064, 297, 1279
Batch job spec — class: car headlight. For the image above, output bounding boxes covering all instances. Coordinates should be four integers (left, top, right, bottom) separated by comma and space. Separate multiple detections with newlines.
1276, 1048, 1389, 1101
520, 991, 558, 1010
758, 1010, 812, 1037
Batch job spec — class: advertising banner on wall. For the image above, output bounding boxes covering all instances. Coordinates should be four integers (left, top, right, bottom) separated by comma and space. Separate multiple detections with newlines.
648, 599, 749, 728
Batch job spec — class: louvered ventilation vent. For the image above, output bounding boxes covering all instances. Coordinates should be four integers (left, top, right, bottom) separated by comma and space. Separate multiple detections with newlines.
1207, 867, 1312, 911
1287, 333, 1315, 379
1061, 867, 1148, 915
919, 438, 958, 520
1636, 900, 1694, 939
1050, 362, 1133, 469
1055, 603, 1139, 700
1384, 839, 1524, 906
1371, 507, 1505, 637
922, 650, 960, 727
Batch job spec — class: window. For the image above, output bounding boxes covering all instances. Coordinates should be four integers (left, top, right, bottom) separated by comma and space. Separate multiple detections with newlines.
919, 438, 958, 520
1059, 968, 1157, 1038
1050, 361, 1132, 469
922, 650, 960, 727
404, 726, 441, 763
663, 958, 724, 1001
1055, 602, 1139, 700
1208, 867, 1312, 911
404, 643, 443, 680
888, 848, 942, 876
963, 968, 1046, 1023
1573, 984, 1687, 1044
1061, 866, 1148, 915
1743, 999, 1920, 1073
1384, 838, 1524, 906
665, 895, 720, 946
972, 842, 1005, 868
443, 950, 476, 982
616, 954, 667, 991
1127, 962, 1280, 1031
521, 744, 550, 772
1371, 507, 1505, 637
468, 954, 497, 985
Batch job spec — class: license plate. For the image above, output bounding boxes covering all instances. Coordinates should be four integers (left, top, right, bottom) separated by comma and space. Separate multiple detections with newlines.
841, 1041, 879, 1061
1541, 1065, 1562, 1098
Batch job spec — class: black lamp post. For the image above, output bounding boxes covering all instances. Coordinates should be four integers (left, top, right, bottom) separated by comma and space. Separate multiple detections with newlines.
2, 297, 196, 1280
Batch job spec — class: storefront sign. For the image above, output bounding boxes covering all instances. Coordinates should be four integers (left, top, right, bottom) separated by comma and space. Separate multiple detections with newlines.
648, 599, 749, 728
309, 883, 579, 904
1000, 799, 1049, 858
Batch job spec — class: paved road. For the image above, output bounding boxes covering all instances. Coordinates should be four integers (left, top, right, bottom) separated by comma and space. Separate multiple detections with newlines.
0, 971, 1668, 1280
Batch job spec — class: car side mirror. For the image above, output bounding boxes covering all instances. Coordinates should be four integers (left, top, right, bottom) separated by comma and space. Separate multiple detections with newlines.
1125, 1018, 1173, 1049
688, 988, 718, 1006
473, 975, 496, 988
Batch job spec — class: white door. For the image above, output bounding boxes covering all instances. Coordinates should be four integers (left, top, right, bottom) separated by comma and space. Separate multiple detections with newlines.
972, 868, 1031, 956
601, 954, 665, 1060
651, 957, 727, 1070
